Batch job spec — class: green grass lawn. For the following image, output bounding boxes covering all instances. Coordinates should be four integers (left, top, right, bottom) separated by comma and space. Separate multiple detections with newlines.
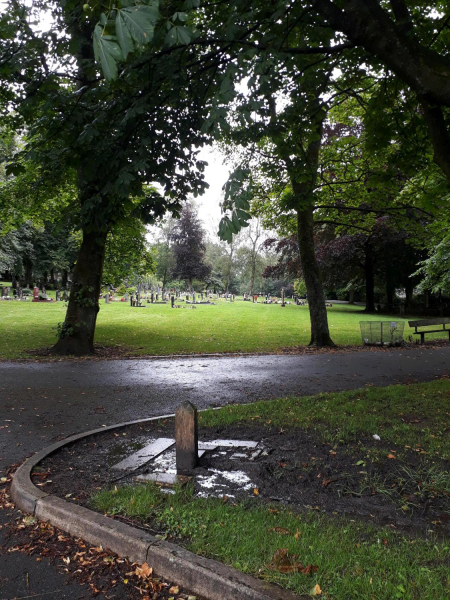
0, 298, 448, 359
93, 381, 450, 599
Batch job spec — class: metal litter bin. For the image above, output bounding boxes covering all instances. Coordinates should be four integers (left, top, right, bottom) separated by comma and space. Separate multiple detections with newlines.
360, 321, 405, 346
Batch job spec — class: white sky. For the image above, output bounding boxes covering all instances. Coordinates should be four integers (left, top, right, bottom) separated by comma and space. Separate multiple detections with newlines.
194, 146, 229, 235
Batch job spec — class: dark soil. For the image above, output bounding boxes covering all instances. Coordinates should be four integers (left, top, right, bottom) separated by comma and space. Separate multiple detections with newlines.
37, 419, 450, 538
13, 338, 450, 362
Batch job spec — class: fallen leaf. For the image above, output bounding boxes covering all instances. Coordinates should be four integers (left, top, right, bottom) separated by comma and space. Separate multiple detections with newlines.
266, 549, 318, 575
169, 586, 179, 594
253, 488, 259, 496
267, 527, 293, 535
310, 583, 322, 595
387, 454, 396, 460
134, 562, 153, 579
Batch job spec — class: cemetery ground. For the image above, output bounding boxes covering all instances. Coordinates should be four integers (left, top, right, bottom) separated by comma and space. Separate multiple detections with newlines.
30, 380, 450, 599
0, 351, 449, 600
1, 296, 450, 360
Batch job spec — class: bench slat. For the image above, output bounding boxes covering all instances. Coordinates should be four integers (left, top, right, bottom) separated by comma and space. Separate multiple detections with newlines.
412, 329, 449, 334
408, 318, 450, 328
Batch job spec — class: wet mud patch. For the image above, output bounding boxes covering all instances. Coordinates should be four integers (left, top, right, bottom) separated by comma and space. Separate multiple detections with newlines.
36, 417, 450, 538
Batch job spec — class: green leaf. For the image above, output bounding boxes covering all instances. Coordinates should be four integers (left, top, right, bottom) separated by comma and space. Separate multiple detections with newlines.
231, 211, 241, 232
165, 25, 191, 47
94, 25, 123, 81
173, 11, 188, 22
5, 163, 26, 176
116, 12, 134, 59
119, 4, 159, 46
236, 208, 250, 221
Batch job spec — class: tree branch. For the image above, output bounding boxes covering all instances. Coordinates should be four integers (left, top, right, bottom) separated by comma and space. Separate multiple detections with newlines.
313, 0, 450, 107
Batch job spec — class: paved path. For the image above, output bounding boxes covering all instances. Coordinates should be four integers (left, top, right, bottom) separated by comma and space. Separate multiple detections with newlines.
1, 347, 449, 598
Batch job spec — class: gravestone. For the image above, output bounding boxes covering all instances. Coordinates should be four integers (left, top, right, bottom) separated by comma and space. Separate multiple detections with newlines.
63, 290, 69, 301
105, 293, 110, 304
124, 292, 129, 301
175, 401, 198, 474
56, 290, 61, 301
193, 291, 196, 303
33, 286, 39, 300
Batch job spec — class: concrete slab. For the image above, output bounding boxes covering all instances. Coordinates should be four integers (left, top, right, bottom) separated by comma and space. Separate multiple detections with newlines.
136, 472, 191, 487
112, 438, 174, 470
210, 439, 259, 448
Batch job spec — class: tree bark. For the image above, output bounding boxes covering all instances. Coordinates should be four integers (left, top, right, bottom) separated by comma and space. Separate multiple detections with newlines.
52, 229, 107, 355
364, 245, 375, 312
22, 256, 33, 288
348, 288, 354, 304
296, 205, 334, 346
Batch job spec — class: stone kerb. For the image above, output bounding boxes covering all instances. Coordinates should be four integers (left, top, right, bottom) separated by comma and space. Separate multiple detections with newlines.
11, 413, 302, 600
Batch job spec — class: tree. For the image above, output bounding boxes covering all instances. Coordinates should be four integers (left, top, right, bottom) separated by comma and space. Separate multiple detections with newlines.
311, 1, 450, 181
170, 204, 211, 289
152, 217, 176, 289
1, 0, 217, 354
219, 66, 336, 345
240, 218, 263, 295
103, 219, 155, 288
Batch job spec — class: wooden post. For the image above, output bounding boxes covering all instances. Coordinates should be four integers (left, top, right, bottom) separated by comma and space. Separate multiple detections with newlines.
175, 401, 198, 474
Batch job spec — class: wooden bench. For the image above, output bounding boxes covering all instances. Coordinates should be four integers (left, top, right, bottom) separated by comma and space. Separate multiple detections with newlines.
408, 318, 450, 344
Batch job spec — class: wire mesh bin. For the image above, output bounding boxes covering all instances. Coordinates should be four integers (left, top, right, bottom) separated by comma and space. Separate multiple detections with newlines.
360, 321, 405, 346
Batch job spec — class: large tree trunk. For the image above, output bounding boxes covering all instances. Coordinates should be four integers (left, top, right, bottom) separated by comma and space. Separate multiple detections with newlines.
386, 281, 395, 313
22, 257, 33, 288
297, 206, 334, 347
52, 229, 107, 355
364, 245, 375, 312
249, 252, 256, 295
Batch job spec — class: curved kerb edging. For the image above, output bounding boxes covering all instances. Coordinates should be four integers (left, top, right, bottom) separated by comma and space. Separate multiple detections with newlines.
11, 414, 301, 600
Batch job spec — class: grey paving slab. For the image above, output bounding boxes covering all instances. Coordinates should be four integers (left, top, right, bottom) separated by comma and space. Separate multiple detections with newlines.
112, 438, 174, 470
136, 472, 191, 487
210, 439, 259, 448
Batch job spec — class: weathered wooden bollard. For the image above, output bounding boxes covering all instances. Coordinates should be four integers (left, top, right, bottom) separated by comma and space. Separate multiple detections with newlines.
175, 401, 198, 474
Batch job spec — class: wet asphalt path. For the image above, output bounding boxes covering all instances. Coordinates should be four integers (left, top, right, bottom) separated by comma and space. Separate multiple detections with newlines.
0, 347, 449, 598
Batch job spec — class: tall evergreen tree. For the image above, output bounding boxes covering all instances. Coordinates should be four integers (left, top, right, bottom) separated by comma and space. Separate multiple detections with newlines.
170, 204, 211, 289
